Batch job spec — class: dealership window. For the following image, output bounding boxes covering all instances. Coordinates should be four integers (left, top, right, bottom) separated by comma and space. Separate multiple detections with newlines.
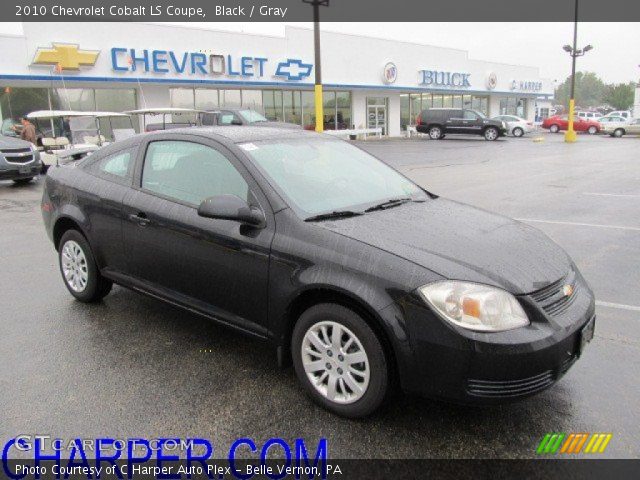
263, 90, 284, 122
241, 90, 263, 111
432, 95, 443, 108
462, 95, 472, 109
471, 96, 489, 116
195, 89, 219, 110
284, 91, 301, 125
301, 91, 314, 129
335, 92, 351, 130
170, 88, 195, 109
499, 97, 527, 117
452, 95, 463, 108
220, 90, 241, 108
0, 87, 51, 133
400, 94, 410, 131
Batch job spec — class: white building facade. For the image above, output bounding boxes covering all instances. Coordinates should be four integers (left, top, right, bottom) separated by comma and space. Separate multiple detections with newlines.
0, 23, 554, 136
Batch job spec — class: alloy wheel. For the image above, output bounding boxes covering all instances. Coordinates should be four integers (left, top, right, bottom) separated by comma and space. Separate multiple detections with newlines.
61, 240, 89, 292
429, 127, 442, 140
301, 321, 370, 404
485, 128, 498, 140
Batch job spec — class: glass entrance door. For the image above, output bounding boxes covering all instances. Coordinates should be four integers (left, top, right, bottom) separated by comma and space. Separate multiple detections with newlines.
367, 97, 388, 135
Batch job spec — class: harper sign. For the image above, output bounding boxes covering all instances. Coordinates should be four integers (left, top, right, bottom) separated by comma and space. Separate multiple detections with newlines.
419, 70, 471, 88
510, 79, 543, 92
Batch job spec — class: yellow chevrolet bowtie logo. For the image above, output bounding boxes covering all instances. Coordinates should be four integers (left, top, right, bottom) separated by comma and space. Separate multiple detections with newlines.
33, 43, 99, 71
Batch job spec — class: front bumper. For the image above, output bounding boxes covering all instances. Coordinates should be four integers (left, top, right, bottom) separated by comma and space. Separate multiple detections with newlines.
0, 162, 42, 180
390, 269, 595, 404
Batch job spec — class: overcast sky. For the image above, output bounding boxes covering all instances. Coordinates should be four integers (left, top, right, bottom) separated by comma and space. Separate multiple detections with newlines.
1, 22, 638, 84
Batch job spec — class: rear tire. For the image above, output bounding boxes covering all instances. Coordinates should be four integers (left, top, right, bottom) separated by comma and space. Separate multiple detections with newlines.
484, 127, 499, 141
587, 126, 598, 135
292, 303, 389, 418
512, 127, 524, 137
549, 124, 560, 133
428, 126, 443, 140
12, 177, 34, 185
58, 230, 112, 303
613, 128, 624, 138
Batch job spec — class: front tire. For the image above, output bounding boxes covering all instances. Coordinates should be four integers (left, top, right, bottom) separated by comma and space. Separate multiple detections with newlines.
512, 127, 524, 137
588, 126, 598, 135
428, 126, 443, 140
484, 127, 499, 141
292, 303, 389, 418
58, 230, 112, 302
549, 124, 560, 133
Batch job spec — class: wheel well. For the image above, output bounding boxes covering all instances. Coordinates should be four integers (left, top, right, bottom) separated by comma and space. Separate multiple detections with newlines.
427, 123, 443, 131
53, 217, 83, 251
282, 288, 399, 380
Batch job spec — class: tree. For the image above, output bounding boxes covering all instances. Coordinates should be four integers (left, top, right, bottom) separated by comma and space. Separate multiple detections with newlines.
554, 72, 606, 109
604, 83, 636, 110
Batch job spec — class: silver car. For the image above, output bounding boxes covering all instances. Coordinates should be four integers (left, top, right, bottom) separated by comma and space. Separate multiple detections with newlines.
0, 135, 42, 185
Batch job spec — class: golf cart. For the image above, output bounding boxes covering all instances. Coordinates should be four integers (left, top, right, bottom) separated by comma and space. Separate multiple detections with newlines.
125, 108, 206, 132
26, 110, 136, 169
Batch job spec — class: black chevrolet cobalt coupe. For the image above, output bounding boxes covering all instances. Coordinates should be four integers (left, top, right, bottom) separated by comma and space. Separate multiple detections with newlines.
42, 127, 595, 417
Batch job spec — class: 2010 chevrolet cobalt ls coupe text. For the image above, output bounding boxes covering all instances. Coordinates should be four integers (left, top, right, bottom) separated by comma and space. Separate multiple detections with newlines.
41, 127, 595, 417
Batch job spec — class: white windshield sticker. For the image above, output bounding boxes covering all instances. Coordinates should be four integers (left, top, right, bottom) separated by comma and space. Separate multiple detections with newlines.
239, 143, 259, 151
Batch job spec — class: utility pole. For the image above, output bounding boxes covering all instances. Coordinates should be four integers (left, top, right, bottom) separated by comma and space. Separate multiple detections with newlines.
563, 0, 592, 143
303, 0, 329, 132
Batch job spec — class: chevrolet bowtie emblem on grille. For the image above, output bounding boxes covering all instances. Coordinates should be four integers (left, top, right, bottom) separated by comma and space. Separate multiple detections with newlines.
32, 43, 100, 71
562, 284, 574, 297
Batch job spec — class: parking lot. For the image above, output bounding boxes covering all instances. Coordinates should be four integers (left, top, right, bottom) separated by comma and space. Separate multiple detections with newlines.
1, 132, 639, 459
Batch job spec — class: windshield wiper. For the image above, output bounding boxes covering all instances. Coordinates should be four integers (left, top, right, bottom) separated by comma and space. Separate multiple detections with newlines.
305, 210, 363, 222
364, 197, 413, 213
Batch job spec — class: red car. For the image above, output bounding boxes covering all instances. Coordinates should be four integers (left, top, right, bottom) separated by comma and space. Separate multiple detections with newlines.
542, 115, 600, 134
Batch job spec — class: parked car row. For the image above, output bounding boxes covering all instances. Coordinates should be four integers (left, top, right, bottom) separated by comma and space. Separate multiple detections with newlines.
542, 113, 639, 138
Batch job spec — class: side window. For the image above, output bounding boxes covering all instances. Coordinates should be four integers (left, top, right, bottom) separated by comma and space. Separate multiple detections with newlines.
463, 110, 478, 120
89, 148, 134, 182
141, 140, 249, 206
219, 112, 241, 125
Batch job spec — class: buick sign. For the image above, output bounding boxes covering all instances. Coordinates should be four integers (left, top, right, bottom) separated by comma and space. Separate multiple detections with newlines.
420, 70, 471, 88
382, 62, 397, 84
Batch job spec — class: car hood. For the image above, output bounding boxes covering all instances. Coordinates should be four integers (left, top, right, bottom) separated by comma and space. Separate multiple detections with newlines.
318, 199, 571, 295
0, 135, 32, 148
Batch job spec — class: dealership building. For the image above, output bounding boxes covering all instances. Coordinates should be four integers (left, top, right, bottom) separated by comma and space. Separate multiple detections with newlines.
0, 23, 554, 137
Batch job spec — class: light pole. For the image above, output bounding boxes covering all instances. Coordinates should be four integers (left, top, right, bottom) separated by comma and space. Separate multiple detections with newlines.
303, 0, 329, 132
563, 0, 593, 143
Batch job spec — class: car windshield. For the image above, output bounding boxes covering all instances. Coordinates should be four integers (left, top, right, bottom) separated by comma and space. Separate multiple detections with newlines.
238, 110, 268, 123
241, 137, 427, 217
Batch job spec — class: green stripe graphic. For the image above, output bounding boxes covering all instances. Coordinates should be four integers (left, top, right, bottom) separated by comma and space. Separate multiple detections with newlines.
537, 433, 566, 454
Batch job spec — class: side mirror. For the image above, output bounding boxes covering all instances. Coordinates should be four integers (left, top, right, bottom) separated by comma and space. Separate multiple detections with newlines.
231, 119, 243, 126
197, 195, 265, 228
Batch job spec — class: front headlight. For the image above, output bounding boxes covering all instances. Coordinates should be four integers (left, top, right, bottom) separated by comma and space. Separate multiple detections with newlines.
419, 281, 529, 332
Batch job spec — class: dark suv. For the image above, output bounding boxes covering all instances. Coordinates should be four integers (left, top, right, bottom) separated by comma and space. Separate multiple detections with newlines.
416, 108, 507, 141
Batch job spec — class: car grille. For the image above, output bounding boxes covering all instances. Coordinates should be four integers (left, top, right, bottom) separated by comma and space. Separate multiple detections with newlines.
467, 370, 555, 398
529, 270, 579, 317
1, 148, 34, 164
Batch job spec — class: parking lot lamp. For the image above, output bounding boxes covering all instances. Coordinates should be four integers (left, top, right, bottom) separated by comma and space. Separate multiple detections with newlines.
564, 0, 593, 143
303, 0, 329, 132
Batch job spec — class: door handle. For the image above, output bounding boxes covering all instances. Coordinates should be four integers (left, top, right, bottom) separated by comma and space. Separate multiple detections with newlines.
129, 212, 150, 226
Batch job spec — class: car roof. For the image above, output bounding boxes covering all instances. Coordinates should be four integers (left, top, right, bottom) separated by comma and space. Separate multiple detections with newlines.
166, 125, 320, 144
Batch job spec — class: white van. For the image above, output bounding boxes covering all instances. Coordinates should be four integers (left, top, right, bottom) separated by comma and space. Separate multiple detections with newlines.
576, 111, 602, 120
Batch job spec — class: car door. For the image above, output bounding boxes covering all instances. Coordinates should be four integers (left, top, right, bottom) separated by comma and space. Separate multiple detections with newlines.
462, 110, 484, 134
574, 116, 587, 131
81, 146, 137, 273
121, 134, 274, 336
445, 109, 466, 133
